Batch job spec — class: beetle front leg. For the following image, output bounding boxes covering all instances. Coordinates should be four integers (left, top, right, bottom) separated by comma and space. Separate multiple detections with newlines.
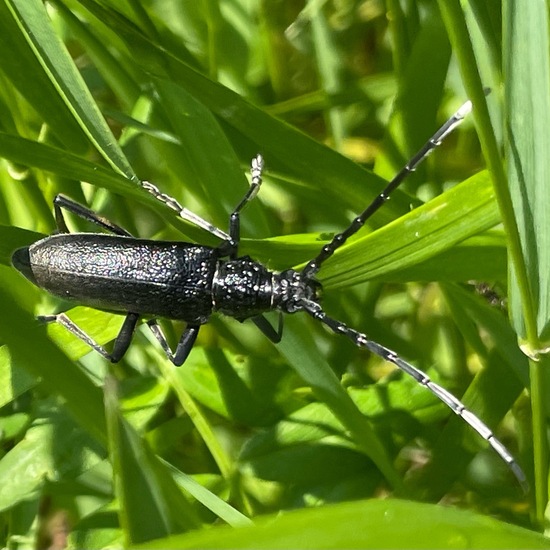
146, 320, 200, 366
39, 311, 139, 362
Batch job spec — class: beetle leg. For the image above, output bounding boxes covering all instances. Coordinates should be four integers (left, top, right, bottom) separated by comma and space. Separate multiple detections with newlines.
39, 311, 139, 363
53, 194, 132, 236
226, 154, 264, 259
251, 313, 283, 343
146, 320, 200, 366
110, 313, 140, 361
140, 180, 231, 242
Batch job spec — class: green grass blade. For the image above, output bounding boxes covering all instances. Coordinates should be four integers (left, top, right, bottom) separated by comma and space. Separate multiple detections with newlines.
438, 0, 540, 515
132, 499, 550, 549
104, 375, 201, 544
320, 170, 499, 287
277, 315, 402, 490
503, 0, 550, 524
0, 1, 87, 152
0, 286, 107, 445
63, 0, 415, 226
4, 0, 135, 178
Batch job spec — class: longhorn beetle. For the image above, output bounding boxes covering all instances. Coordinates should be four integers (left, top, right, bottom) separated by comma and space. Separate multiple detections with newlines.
12, 98, 527, 491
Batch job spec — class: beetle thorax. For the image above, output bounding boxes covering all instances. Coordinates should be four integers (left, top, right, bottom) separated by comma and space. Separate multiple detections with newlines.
212, 258, 274, 318
211, 261, 319, 318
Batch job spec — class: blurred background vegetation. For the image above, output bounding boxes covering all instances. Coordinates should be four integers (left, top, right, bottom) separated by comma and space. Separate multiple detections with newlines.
0, 0, 547, 547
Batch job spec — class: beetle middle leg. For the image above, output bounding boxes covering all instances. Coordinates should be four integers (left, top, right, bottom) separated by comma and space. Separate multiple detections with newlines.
142, 155, 264, 258
39, 311, 139, 363
146, 320, 200, 366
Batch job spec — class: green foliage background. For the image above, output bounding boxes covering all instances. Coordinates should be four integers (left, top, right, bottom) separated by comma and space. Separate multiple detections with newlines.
0, 0, 548, 547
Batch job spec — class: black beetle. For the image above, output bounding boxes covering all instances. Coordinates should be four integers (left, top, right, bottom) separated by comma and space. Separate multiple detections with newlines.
11, 100, 527, 491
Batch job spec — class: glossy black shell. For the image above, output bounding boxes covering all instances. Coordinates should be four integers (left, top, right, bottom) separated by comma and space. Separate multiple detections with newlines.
14, 233, 218, 323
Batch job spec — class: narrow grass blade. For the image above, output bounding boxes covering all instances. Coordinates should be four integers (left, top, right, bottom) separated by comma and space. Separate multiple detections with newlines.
503, 0, 550, 523
4, 0, 135, 178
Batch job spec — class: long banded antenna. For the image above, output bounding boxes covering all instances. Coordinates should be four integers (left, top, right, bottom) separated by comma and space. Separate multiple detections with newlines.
300, 299, 528, 493
301, 98, 474, 280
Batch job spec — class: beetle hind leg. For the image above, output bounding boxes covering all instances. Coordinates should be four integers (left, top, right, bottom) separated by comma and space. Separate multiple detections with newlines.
39, 311, 139, 363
